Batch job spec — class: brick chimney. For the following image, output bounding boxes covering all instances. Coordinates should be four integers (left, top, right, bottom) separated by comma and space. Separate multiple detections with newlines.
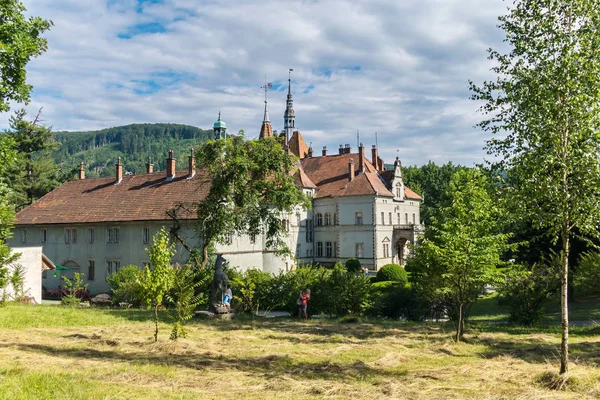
322, 146, 327, 156
166, 150, 176, 181
344, 144, 351, 154
358, 143, 365, 173
348, 158, 355, 182
115, 157, 123, 184
188, 148, 196, 179
307, 146, 313, 158
371, 145, 379, 171
78, 162, 85, 180
339, 144, 344, 155
146, 157, 154, 174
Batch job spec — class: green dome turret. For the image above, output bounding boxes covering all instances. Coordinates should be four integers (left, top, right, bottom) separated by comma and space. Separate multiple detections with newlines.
213, 111, 227, 139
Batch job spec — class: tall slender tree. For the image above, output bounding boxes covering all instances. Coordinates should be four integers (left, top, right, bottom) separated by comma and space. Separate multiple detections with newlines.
471, 0, 600, 374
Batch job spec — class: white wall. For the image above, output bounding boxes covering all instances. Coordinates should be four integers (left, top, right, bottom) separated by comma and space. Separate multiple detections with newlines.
3, 246, 43, 304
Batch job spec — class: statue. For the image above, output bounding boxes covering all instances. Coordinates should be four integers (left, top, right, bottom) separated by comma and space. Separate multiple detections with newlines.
209, 254, 229, 314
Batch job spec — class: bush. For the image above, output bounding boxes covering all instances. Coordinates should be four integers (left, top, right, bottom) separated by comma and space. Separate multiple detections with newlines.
376, 264, 408, 285
345, 258, 361, 273
321, 263, 372, 317
497, 260, 560, 326
574, 252, 600, 296
61, 272, 88, 307
368, 281, 421, 320
107, 265, 143, 306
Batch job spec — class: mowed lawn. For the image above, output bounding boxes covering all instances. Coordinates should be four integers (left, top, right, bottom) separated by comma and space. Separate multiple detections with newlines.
1, 305, 600, 399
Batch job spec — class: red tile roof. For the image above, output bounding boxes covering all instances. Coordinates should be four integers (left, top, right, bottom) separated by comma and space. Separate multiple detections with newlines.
380, 170, 422, 200
14, 170, 211, 225
289, 131, 309, 159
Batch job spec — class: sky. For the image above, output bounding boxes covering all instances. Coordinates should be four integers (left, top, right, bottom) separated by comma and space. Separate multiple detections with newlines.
8, 0, 511, 166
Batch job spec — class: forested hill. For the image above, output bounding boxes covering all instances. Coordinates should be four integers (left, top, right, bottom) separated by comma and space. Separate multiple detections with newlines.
52, 123, 213, 178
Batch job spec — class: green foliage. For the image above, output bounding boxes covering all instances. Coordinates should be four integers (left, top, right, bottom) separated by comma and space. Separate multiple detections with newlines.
196, 136, 310, 266
0, 1, 52, 112
61, 272, 87, 307
9, 264, 26, 301
320, 263, 372, 317
138, 228, 176, 341
166, 264, 207, 340
498, 259, 561, 326
574, 252, 600, 296
470, 0, 600, 373
376, 264, 408, 285
106, 265, 143, 306
52, 123, 213, 178
232, 269, 272, 314
4, 110, 64, 210
368, 281, 420, 320
403, 161, 468, 225
345, 258, 361, 273
407, 169, 510, 340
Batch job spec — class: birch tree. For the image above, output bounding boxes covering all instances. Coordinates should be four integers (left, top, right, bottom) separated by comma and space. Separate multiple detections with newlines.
470, 0, 600, 374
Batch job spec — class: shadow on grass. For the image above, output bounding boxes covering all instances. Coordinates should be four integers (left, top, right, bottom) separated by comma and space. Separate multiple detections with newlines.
2, 342, 405, 381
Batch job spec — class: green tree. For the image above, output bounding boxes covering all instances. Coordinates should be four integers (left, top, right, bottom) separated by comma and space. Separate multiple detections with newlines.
195, 136, 310, 267
5, 109, 62, 209
166, 264, 207, 340
0, 0, 52, 112
0, 136, 18, 298
470, 0, 600, 374
407, 169, 509, 341
139, 228, 175, 342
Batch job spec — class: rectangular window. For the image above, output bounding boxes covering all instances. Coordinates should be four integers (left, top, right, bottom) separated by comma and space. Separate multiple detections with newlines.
296, 213, 301, 227
412, 213, 416, 224
106, 227, 120, 244
389, 213, 392, 225
88, 260, 95, 281
88, 228, 95, 244
250, 234, 256, 244
40, 228, 46, 244
355, 243, 364, 258
333, 242, 337, 257
143, 227, 150, 244
405, 213, 409, 224
21, 228, 27, 243
317, 242, 323, 257
397, 213, 400, 225
383, 243, 390, 258
225, 231, 233, 245
316, 213, 323, 226
396, 187, 401, 198
306, 249, 310, 257
326, 242, 332, 258
281, 219, 289, 231
296, 244, 301, 258
64, 228, 77, 244
107, 260, 121, 275
333, 213, 338, 225
355, 212, 363, 225
381, 212, 385, 225
305, 220, 313, 243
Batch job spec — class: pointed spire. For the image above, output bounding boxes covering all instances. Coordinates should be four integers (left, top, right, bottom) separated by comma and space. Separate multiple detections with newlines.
260, 79, 273, 139
283, 68, 295, 146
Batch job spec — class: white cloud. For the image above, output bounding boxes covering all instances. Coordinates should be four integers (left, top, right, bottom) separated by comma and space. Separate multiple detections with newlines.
9, 0, 509, 166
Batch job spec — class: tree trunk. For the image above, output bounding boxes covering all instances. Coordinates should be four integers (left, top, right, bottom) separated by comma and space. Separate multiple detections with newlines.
456, 302, 464, 342
201, 245, 209, 268
560, 227, 570, 374
154, 303, 159, 342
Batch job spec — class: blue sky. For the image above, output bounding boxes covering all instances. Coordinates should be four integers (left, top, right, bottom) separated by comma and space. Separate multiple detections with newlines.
11, 0, 509, 166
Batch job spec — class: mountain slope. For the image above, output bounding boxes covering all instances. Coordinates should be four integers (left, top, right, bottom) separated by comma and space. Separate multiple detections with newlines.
52, 123, 213, 178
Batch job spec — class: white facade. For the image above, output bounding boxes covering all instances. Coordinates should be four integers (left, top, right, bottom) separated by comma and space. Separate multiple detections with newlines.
2, 246, 44, 303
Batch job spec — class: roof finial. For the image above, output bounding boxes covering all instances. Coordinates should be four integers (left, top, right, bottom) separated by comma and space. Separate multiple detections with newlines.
288, 68, 293, 96
396, 149, 399, 160
261, 77, 272, 123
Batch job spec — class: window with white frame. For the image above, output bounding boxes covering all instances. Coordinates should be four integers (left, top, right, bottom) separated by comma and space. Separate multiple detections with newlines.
281, 219, 289, 231
143, 227, 150, 244
326, 242, 332, 257
316, 213, 323, 226
383, 243, 390, 258
40, 228, 46, 244
88, 260, 95, 281
317, 242, 323, 257
397, 213, 401, 225
305, 220, 313, 243
324, 213, 331, 226
106, 260, 121, 275
64, 228, 77, 244
250, 234, 256, 244
355, 243, 364, 258
88, 228, 95, 244
355, 212, 363, 225
106, 227, 120, 244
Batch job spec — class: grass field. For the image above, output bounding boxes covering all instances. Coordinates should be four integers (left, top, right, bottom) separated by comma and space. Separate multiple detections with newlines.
1, 304, 599, 399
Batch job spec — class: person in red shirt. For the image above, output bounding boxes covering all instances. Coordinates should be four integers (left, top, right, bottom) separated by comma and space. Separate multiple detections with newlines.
298, 289, 311, 319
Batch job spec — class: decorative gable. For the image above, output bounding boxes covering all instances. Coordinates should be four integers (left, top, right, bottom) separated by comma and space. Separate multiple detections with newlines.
392, 157, 405, 200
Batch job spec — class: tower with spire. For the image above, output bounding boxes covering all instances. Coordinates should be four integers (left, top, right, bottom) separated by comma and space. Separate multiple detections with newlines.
213, 111, 227, 140
283, 68, 295, 147
259, 80, 273, 139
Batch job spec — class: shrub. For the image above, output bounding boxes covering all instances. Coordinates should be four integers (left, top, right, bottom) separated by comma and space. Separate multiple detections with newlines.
574, 252, 600, 296
61, 272, 88, 307
166, 264, 207, 340
345, 258, 361, 273
376, 264, 408, 285
368, 281, 421, 320
107, 265, 143, 306
232, 269, 273, 314
497, 259, 560, 326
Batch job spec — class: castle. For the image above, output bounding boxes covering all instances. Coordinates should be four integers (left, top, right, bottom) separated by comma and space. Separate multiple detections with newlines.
8, 73, 422, 294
